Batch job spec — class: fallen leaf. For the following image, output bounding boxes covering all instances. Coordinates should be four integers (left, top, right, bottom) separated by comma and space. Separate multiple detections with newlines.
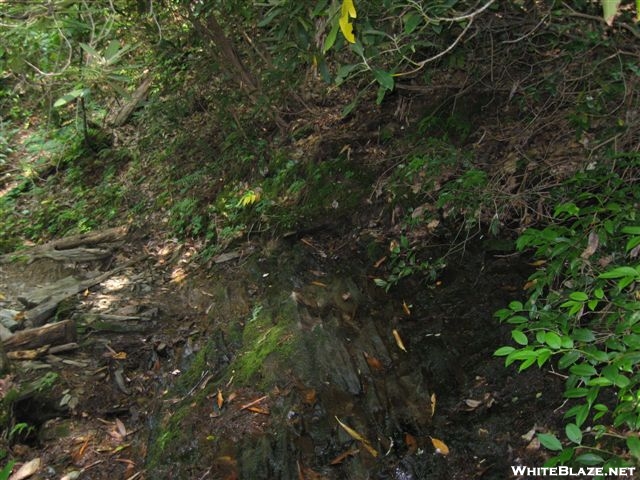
115, 418, 127, 437
521, 426, 538, 442
246, 406, 270, 415
310, 281, 327, 287
373, 256, 387, 268
170, 267, 187, 284
402, 300, 411, 316
9, 457, 41, 480
405, 433, 418, 454
430, 393, 437, 418
329, 447, 360, 465
580, 230, 599, 259
528, 259, 547, 267
363, 352, 384, 372
392, 329, 407, 352
523, 279, 537, 290
217, 389, 224, 409
430, 437, 450, 455
464, 399, 483, 410
73, 437, 90, 463
526, 436, 541, 451
302, 388, 317, 406
335, 416, 379, 457
426, 218, 440, 231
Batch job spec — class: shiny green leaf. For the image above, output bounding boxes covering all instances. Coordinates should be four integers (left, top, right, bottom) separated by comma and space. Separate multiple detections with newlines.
538, 433, 563, 451
565, 423, 582, 444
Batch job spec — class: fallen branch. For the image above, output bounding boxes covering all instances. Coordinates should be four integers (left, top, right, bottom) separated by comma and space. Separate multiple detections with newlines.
22, 255, 148, 326
3, 319, 76, 352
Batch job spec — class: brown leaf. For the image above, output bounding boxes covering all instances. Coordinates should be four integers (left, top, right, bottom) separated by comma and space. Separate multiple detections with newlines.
115, 418, 127, 438
246, 406, 270, 415
373, 256, 387, 268
170, 267, 187, 284
523, 279, 537, 290
430, 393, 437, 418
405, 433, 418, 454
302, 388, 317, 406
580, 231, 599, 259
392, 329, 407, 352
73, 437, 91, 463
217, 389, 224, 409
430, 437, 450, 455
363, 352, 384, 372
329, 447, 360, 465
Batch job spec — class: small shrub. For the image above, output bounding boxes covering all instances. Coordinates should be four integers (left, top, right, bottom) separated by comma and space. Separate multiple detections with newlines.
495, 154, 640, 469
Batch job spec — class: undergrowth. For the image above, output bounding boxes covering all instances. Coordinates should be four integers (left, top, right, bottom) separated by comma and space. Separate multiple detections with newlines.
495, 153, 640, 470
0, 126, 130, 253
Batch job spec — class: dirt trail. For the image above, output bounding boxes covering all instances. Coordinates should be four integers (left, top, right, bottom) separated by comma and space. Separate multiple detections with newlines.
0, 232, 203, 479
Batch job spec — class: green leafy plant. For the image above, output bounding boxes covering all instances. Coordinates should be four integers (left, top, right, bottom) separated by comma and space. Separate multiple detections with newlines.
8, 422, 35, 442
495, 154, 640, 469
0, 460, 15, 480
374, 235, 443, 291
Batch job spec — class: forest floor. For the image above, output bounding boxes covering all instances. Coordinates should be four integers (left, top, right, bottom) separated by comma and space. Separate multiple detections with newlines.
2, 17, 633, 476
1, 201, 569, 479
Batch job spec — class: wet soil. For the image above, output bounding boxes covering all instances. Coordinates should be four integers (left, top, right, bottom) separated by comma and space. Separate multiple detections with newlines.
0, 231, 565, 479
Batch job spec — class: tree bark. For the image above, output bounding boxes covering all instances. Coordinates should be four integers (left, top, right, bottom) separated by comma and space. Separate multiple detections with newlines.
3, 319, 77, 352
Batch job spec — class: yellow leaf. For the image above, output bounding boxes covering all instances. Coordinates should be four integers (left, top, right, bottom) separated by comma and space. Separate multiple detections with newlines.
341, 0, 357, 19
217, 389, 224, 409
430, 392, 437, 418
339, 15, 355, 43
402, 300, 411, 316
528, 259, 547, 267
392, 329, 407, 352
430, 436, 450, 455
335, 416, 379, 457
238, 190, 260, 207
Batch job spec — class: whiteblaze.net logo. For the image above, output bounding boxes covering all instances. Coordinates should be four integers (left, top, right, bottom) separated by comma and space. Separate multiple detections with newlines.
511, 466, 636, 477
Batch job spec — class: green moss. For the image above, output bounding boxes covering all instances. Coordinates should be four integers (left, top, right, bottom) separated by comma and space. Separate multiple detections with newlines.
229, 310, 295, 386
146, 394, 196, 469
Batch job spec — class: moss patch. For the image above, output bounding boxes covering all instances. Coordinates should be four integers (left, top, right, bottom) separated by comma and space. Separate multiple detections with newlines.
229, 308, 296, 387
